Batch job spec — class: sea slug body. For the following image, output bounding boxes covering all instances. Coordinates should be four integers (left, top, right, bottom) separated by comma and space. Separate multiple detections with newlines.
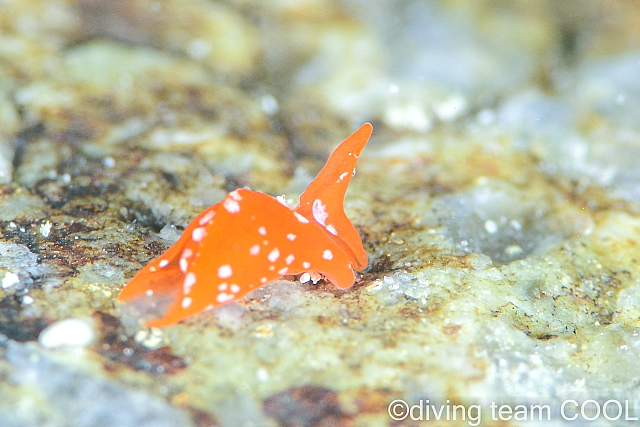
118, 123, 373, 327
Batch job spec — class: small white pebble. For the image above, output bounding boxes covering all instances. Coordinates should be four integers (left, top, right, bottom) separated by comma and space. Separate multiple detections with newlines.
39, 221, 52, 237
134, 328, 166, 350
260, 94, 279, 115
299, 272, 311, 283
309, 272, 322, 284
256, 367, 270, 382
103, 157, 115, 168
484, 220, 498, 234
505, 245, 523, 257
39, 318, 96, 349
2, 272, 20, 289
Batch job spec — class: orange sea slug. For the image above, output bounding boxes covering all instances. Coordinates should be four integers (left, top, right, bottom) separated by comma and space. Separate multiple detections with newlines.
119, 123, 373, 327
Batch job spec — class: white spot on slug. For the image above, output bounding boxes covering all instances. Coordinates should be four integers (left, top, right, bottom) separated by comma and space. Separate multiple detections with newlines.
294, 212, 309, 223
326, 224, 337, 235
278, 267, 288, 275
223, 198, 240, 213
268, 248, 280, 263
183, 272, 196, 294
286, 233, 296, 241
218, 283, 228, 291
230, 284, 240, 294
322, 249, 333, 260
285, 254, 295, 265
192, 227, 206, 242
312, 199, 328, 226
258, 226, 267, 235
159, 259, 169, 268
199, 210, 215, 225
249, 244, 260, 255
216, 292, 234, 303
179, 258, 188, 273
303, 262, 311, 269
229, 190, 242, 201
218, 264, 233, 279
181, 297, 192, 308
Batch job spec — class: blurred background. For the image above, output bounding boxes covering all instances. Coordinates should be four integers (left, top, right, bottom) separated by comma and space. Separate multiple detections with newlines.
1, 1, 640, 426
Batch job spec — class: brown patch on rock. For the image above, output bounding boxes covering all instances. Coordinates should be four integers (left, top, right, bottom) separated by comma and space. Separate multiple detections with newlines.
0, 295, 50, 342
264, 385, 353, 427
93, 312, 186, 374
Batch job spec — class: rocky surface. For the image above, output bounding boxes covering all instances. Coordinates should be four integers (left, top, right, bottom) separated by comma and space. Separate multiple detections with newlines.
1, 0, 640, 426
